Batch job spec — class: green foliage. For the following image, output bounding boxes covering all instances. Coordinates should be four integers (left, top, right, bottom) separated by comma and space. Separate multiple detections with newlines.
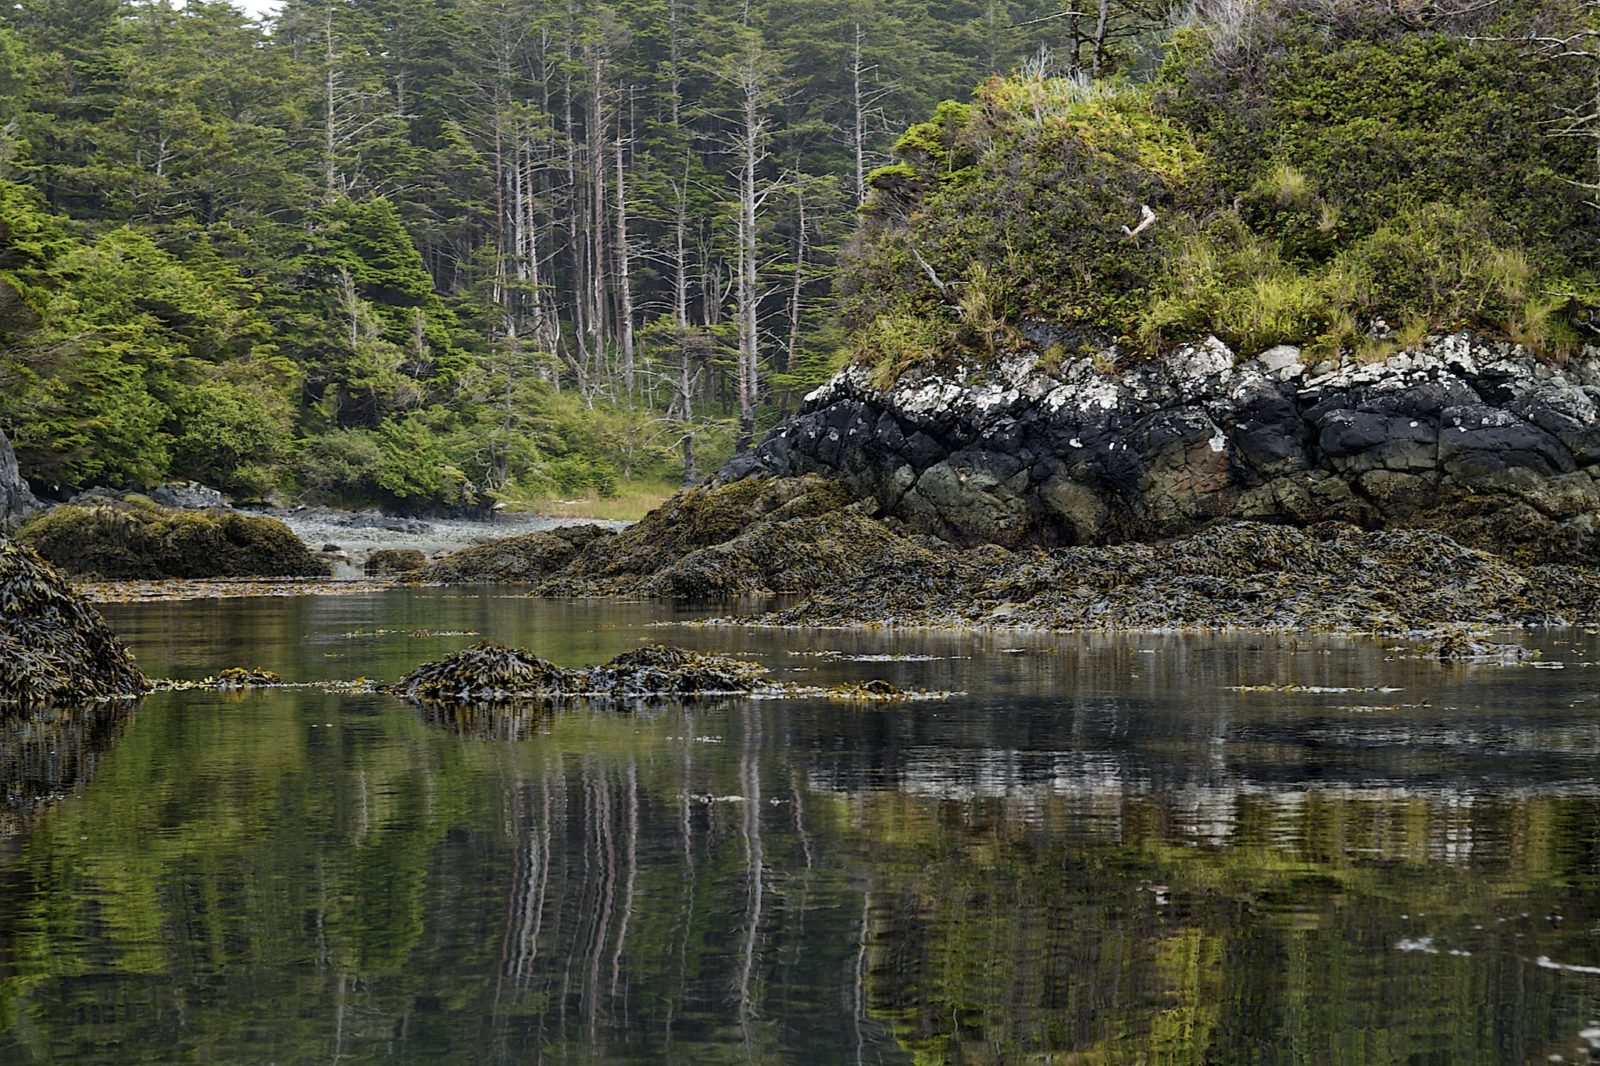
1, 0, 1595, 504
0, 216, 287, 488
297, 429, 385, 501
848, 8, 1600, 374
1137, 202, 1579, 358
847, 76, 1204, 355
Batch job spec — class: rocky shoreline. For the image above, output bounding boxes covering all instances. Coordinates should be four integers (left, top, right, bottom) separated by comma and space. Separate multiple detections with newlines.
10, 334, 1600, 640
404, 474, 1600, 635
393, 335, 1600, 634
725, 333, 1600, 565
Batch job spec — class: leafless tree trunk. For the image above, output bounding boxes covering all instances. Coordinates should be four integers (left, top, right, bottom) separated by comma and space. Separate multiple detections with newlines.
615, 101, 636, 393
784, 187, 809, 373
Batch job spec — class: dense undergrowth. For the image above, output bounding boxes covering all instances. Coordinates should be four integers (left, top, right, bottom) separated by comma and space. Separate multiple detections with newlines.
846, 0, 1600, 377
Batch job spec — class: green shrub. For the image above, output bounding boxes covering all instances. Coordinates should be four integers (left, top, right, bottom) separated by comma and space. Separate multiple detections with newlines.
297, 429, 385, 501
543, 455, 619, 498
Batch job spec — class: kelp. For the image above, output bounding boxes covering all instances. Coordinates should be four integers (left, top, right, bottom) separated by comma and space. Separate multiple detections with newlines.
0, 540, 148, 706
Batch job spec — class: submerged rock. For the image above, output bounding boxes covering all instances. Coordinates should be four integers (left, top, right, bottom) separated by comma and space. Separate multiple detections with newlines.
391, 642, 768, 704
0, 540, 148, 706
17, 501, 326, 579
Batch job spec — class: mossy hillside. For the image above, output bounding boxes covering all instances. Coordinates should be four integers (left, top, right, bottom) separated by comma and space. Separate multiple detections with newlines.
847, 9, 1597, 377
18, 502, 326, 579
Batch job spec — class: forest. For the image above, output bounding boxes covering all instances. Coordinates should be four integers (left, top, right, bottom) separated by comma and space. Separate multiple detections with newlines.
0, 0, 1133, 512
1, 0, 1598, 513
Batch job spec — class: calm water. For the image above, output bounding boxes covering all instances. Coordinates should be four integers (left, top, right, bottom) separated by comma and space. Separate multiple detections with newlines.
2, 589, 1599, 1064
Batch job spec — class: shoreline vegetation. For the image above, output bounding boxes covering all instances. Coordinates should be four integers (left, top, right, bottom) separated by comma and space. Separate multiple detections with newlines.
6, 0, 1600, 672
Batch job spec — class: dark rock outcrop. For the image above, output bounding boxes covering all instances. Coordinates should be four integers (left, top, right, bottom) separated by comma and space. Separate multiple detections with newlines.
732, 334, 1600, 562
0, 429, 40, 533
0, 540, 148, 706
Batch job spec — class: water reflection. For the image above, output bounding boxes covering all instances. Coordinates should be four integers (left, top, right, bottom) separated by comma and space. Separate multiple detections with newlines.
0, 702, 132, 841
0, 591, 1594, 1063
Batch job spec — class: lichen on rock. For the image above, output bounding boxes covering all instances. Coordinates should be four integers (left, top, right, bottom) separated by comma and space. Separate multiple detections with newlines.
0, 540, 148, 706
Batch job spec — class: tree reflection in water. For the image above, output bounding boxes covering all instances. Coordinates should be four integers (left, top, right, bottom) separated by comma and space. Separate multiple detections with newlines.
0, 599, 1596, 1064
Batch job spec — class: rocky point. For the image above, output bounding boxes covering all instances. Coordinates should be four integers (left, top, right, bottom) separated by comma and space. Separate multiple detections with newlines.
727, 333, 1600, 563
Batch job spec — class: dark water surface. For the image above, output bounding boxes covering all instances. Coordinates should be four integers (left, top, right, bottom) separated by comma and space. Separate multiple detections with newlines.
2, 589, 1599, 1064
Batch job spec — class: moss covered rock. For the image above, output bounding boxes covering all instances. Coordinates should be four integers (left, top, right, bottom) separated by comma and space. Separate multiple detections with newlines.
0, 540, 148, 706
17, 502, 326, 578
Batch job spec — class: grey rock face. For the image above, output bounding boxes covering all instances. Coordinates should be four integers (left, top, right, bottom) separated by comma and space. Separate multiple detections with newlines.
0, 429, 40, 533
728, 333, 1600, 560
150, 481, 227, 510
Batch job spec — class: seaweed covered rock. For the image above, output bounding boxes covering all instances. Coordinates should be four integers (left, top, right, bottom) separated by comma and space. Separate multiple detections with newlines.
0, 540, 147, 705
201, 667, 285, 688
421, 523, 614, 583
538, 475, 895, 597
365, 548, 429, 576
391, 642, 768, 704
736, 518, 1600, 634
426, 469, 1600, 633
17, 502, 326, 578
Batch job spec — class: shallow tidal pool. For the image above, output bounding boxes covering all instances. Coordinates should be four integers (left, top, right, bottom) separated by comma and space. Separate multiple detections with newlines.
2, 588, 1599, 1064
